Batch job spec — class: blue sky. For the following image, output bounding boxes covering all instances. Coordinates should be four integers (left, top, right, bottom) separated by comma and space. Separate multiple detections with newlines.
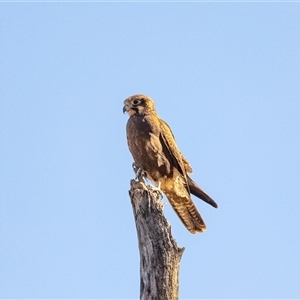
1, 2, 300, 299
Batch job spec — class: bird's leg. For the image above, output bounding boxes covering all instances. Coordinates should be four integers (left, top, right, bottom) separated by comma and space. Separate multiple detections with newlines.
132, 163, 163, 200
151, 181, 163, 200
157, 181, 161, 190
132, 162, 146, 182
132, 162, 139, 176
135, 168, 145, 182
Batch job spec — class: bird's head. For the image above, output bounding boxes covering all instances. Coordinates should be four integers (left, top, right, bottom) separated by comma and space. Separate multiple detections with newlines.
123, 94, 156, 116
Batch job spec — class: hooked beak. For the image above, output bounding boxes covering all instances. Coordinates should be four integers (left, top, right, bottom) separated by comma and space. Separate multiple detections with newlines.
123, 105, 127, 114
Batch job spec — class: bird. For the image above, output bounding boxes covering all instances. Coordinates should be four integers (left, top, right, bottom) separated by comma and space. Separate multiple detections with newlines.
123, 94, 217, 234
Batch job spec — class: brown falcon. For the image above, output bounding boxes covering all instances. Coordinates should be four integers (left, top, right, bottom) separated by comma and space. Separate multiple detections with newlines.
123, 94, 217, 234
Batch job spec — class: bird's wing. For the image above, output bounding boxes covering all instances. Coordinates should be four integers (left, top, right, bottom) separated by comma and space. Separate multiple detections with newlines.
158, 119, 189, 180
159, 118, 218, 209
159, 119, 193, 173
187, 175, 218, 208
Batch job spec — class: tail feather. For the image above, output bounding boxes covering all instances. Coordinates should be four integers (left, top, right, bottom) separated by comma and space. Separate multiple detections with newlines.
163, 189, 206, 234
186, 200, 207, 233
187, 175, 218, 208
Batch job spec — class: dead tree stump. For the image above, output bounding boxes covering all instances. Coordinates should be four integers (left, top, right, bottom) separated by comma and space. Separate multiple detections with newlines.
129, 180, 185, 300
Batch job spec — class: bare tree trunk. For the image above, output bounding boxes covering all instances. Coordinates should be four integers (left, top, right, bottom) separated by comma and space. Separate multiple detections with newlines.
128, 180, 185, 300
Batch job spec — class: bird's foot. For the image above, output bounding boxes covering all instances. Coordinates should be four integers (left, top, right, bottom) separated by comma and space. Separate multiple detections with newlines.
150, 181, 163, 200
132, 162, 146, 183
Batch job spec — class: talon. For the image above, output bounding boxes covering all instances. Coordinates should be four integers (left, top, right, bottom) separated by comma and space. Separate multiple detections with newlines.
135, 168, 144, 182
156, 190, 164, 200
132, 162, 138, 174
132, 162, 146, 182
151, 181, 163, 200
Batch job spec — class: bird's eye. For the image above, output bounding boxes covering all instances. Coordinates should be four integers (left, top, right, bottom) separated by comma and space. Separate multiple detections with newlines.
132, 99, 140, 106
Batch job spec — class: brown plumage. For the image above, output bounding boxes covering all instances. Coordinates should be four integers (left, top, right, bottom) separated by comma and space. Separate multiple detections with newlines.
123, 94, 217, 234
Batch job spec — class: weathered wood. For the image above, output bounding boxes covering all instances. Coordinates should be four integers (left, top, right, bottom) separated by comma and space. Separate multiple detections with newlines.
129, 180, 185, 300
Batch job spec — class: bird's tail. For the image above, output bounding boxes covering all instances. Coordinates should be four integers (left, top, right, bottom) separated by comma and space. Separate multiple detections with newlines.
163, 188, 207, 234
187, 175, 218, 208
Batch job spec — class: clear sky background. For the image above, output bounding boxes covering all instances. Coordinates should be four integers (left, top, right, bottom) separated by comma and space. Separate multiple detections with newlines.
1, 2, 300, 299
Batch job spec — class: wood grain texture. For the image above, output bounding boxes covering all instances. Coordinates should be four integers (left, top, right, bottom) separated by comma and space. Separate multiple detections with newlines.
129, 180, 185, 300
